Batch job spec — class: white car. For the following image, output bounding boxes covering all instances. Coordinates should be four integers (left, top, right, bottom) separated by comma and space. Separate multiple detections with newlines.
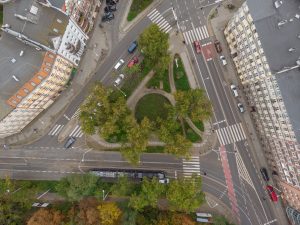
114, 59, 125, 70
237, 103, 245, 113
220, 55, 227, 66
158, 178, 169, 184
114, 74, 125, 86
230, 84, 238, 97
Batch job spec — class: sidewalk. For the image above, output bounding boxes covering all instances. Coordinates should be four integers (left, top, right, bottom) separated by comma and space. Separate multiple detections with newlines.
208, 3, 289, 224
1, 5, 109, 147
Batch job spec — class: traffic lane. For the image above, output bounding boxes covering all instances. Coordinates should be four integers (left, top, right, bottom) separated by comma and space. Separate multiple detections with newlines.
189, 46, 225, 124
237, 141, 280, 224
206, 60, 239, 126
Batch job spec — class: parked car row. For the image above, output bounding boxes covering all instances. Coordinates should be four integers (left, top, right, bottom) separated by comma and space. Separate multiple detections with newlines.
102, 0, 119, 22
113, 41, 139, 86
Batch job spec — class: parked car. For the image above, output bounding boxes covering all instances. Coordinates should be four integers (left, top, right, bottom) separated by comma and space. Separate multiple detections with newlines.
260, 167, 269, 181
64, 137, 76, 149
230, 84, 238, 97
104, 4, 116, 13
220, 55, 227, 66
102, 12, 114, 22
266, 185, 278, 202
237, 103, 245, 113
114, 59, 125, 70
128, 41, 138, 53
194, 40, 201, 53
127, 56, 139, 68
214, 40, 222, 53
114, 74, 125, 86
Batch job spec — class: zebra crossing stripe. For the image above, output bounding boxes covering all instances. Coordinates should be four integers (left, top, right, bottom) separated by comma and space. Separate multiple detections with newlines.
49, 125, 64, 136
228, 126, 236, 143
195, 27, 201, 40
164, 26, 172, 33
148, 9, 159, 19
147, 8, 157, 17
190, 30, 196, 42
151, 13, 162, 23
203, 26, 209, 37
69, 125, 79, 137
231, 125, 240, 141
216, 123, 247, 146
238, 124, 246, 139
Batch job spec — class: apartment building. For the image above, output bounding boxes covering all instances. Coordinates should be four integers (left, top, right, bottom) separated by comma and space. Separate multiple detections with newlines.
224, 0, 300, 212
0, 0, 88, 138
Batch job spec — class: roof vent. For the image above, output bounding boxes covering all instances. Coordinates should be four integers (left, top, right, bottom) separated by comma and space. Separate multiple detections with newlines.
288, 48, 295, 52
296, 59, 300, 66
278, 20, 287, 27
298, 34, 300, 39
295, 14, 300, 19
274, 0, 283, 8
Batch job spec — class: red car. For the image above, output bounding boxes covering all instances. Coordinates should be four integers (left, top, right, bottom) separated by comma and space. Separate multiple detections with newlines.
214, 40, 222, 53
266, 185, 278, 202
127, 56, 139, 68
194, 41, 201, 54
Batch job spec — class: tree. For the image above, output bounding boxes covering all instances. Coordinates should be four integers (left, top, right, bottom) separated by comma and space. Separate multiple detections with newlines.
129, 178, 165, 211
55, 174, 101, 201
138, 24, 169, 70
174, 89, 212, 122
166, 174, 205, 212
110, 176, 135, 196
76, 198, 100, 225
98, 202, 122, 225
0, 198, 27, 225
27, 208, 64, 225
170, 213, 195, 225
124, 64, 141, 76
158, 112, 192, 158
121, 117, 152, 164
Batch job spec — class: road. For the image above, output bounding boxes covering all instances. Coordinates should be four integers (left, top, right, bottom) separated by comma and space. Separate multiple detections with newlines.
0, 0, 286, 224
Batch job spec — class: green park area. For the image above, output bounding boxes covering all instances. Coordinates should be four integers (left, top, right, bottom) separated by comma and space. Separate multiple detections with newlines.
0, 5, 3, 26
127, 0, 153, 21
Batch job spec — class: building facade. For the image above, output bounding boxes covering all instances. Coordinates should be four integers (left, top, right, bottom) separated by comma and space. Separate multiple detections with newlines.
0, 0, 87, 138
224, 0, 300, 211
63, 0, 101, 34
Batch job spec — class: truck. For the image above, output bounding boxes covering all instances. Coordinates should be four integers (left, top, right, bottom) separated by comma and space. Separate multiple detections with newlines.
89, 168, 169, 183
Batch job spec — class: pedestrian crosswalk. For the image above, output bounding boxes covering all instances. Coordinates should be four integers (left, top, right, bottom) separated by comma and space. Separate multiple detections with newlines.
182, 156, 201, 177
182, 26, 209, 44
48, 124, 64, 136
216, 123, 246, 146
69, 125, 84, 138
147, 8, 172, 33
71, 108, 81, 119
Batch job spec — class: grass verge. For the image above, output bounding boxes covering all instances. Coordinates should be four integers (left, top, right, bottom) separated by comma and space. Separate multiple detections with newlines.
183, 121, 201, 143
173, 54, 190, 91
127, 0, 153, 21
135, 93, 171, 123
146, 69, 171, 93
193, 120, 204, 132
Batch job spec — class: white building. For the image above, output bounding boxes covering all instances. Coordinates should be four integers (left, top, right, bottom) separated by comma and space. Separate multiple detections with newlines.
224, 0, 300, 211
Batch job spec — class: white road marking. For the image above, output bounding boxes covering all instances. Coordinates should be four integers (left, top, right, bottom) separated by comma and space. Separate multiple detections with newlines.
182, 25, 209, 44
215, 123, 247, 146
147, 8, 172, 33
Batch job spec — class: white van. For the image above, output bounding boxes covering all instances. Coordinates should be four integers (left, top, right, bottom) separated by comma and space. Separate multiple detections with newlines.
230, 84, 238, 97
114, 59, 125, 70
12, 75, 20, 82
19, 51, 24, 56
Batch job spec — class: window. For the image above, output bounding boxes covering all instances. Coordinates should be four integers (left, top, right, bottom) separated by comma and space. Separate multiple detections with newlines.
37, 75, 43, 80
23, 88, 29, 93
31, 82, 36, 87
57, 18, 62, 23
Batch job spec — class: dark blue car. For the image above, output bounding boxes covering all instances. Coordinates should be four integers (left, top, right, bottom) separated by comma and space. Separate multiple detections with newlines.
128, 41, 138, 53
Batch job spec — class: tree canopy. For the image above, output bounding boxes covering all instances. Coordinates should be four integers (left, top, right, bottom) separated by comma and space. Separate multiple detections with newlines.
166, 174, 205, 212
27, 208, 64, 225
97, 202, 122, 225
174, 89, 212, 122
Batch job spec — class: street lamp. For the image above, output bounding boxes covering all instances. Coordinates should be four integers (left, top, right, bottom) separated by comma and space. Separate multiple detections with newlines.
114, 85, 126, 97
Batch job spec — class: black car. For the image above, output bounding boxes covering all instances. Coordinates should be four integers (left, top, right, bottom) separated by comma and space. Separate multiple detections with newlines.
260, 167, 269, 181
102, 12, 114, 22
106, 0, 118, 5
64, 137, 76, 149
104, 4, 116, 13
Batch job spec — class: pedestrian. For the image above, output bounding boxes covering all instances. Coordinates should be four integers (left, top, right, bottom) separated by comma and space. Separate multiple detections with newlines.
203, 171, 207, 176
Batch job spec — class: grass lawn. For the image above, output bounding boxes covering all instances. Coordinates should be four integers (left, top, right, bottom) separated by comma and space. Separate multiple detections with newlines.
173, 54, 190, 91
121, 61, 151, 98
127, 0, 153, 21
0, 5, 3, 26
193, 120, 204, 132
135, 93, 171, 123
183, 121, 202, 143
146, 69, 171, 93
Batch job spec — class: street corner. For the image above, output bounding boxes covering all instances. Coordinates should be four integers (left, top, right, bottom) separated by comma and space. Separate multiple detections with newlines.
57, 119, 79, 143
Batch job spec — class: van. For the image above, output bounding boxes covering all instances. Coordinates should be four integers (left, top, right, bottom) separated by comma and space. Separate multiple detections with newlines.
128, 41, 137, 53
20, 51, 24, 56
114, 59, 125, 70
12, 75, 20, 82
230, 84, 238, 97
114, 74, 125, 86
64, 137, 76, 149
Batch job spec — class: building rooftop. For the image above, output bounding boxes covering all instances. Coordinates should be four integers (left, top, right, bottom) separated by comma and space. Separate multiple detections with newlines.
4, 0, 68, 50
0, 33, 44, 120
48, 0, 66, 9
247, 0, 300, 142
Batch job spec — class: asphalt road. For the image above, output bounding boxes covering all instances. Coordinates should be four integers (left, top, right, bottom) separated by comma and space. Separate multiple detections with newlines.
0, 0, 286, 225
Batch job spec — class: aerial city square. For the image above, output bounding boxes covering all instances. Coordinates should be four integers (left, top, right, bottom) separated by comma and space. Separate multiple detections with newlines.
0, 0, 299, 224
